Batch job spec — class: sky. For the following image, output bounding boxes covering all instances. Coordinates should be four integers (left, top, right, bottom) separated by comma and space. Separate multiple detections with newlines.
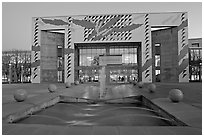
2, 2, 202, 51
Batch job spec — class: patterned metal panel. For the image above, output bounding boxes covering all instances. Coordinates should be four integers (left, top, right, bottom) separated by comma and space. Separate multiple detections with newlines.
72, 14, 142, 42
178, 13, 189, 82
142, 14, 152, 82
31, 18, 40, 83
65, 17, 72, 80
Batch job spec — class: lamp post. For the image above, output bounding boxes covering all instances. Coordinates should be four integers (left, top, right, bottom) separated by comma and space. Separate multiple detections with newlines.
9, 63, 12, 84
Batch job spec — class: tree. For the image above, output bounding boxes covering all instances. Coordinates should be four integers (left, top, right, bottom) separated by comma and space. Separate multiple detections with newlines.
2, 50, 31, 83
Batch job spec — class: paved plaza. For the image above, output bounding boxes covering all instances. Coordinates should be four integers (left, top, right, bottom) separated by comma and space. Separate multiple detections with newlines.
2, 82, 202, 135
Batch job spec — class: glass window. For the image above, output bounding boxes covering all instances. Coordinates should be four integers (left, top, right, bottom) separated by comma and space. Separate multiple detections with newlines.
100, 49, 106, 55
155, 43, 161, 47
58, 45, 62, 48
57, 57, 63, 68
155, 43, 161, 55
155, 55, 160, 67
191, 43, 199, 47
80, 46, 138, 66
86, 49, 92, 53
79, 48, 105, 66
120, 48, 124, 54
155, 70, 160, 75
91, 48, 97, 54
110, 46, 137, 64
190, 49, 202, 62
155, 69, 161, 82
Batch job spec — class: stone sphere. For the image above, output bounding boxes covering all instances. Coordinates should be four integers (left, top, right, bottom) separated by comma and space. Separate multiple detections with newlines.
14, 89, 28, 102
148, 83, 156, 93
75, 81, 79, 85
48, 84, 57, 93
169, 89, 183, 103
137, 81, 144, 88
65, 82, 71, 88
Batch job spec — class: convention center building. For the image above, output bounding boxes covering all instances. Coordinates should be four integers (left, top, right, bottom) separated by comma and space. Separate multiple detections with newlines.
31, 12, 190, 83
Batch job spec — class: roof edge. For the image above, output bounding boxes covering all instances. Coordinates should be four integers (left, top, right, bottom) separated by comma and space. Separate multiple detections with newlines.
32, 11, 188, 18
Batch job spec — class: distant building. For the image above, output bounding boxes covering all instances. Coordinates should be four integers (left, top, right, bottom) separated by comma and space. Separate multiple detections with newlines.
188, 38, 202, 82
189, 38, 202, 48
31, 12, 190, 83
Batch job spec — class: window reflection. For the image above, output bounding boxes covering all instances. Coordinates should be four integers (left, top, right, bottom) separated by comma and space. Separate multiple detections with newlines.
79, 46, 138, 66
110, 47, 137, 64
189, 48, 202, 82
190, 49, 202, 62
110, 69, 138, 83
79, 48, 106, 66
155, 55, 160, 67
78, 44, 139, 83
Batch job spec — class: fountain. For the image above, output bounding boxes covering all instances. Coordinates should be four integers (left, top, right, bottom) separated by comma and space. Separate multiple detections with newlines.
12, 54, 184, 128
99, 66, 106, 99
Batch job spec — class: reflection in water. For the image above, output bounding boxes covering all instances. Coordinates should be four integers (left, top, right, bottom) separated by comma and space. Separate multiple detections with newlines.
74, 113, 95, 117
82, 108, 96, 111
18, 102, 174, 126
92, 114, 172, 126
93, 106, 159, 115
87, 103, 104, 107
94, 114, 172, 123
66, 120, 96, 126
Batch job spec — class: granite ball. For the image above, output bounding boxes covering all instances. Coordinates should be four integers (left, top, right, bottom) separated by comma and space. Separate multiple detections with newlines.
169, 89, 183, 103
65, 82, 71, 88
137, 81, 144, 88
48, 84, 57, 93
148, 83, 156, 93
14, 89, 28, 102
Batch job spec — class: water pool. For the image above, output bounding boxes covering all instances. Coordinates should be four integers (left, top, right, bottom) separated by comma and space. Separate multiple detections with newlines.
17, 102, 175, 126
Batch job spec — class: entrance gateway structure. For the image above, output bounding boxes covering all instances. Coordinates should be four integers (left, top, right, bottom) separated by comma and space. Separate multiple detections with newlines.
31, 12, 189, 83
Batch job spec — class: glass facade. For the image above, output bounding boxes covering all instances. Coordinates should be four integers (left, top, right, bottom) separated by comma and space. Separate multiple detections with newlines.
77, 44, 139, 83
155, 43, 161, 82
109, 68, 138, 83
155, 55, 160, 67
189, 48, 202, 82
191, 43, 200, 47
110, 47, 137, 64
79, 48, 106, 66
79, 46, 137, 66
57, 45, 64, 82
